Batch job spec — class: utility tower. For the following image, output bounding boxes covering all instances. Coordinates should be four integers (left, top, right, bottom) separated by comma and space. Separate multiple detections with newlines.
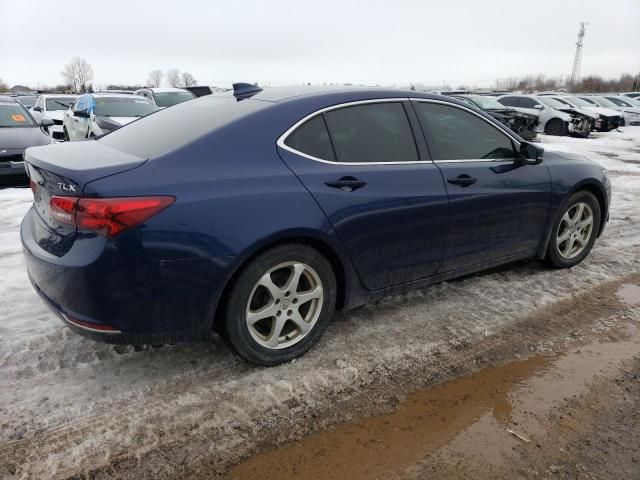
568, 22, 588, 89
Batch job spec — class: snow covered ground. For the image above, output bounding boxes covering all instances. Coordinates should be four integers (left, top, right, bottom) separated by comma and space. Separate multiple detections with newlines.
1, 128, 639, 479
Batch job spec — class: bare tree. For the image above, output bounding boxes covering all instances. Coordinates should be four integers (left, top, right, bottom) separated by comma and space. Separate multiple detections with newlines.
147, 69, 164, 88
61, 57, 94, 93
181, 72, 197, 87
0, 78, 8, 92
166, 68, 181, 88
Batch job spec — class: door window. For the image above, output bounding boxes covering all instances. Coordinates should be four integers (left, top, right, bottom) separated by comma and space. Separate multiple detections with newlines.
284, 115, 335, 161
519, 97, 540, 108
497, 96, 520, 107
323, 102, 419, 162
414, 102, 516, 160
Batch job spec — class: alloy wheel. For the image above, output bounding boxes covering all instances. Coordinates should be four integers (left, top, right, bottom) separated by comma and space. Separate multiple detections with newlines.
556, 202, 594, 259
245, 261, 324, 350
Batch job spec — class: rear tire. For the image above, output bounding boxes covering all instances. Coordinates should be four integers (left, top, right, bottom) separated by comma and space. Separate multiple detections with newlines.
222, 244, 336, 366
544, 118, 567, 136
545, 191, 601, 269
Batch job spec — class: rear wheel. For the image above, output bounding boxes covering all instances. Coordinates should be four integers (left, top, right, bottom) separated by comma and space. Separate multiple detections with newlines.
222, 244, 336, 365
546, 191, 601, 268
544, 118, 567, 136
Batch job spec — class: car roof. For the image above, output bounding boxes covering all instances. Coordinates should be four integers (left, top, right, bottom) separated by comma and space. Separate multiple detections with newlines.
40, 93, 78, 98
0, 95, 17, 103
90, 93, 152, 100
237, 85, 446, 103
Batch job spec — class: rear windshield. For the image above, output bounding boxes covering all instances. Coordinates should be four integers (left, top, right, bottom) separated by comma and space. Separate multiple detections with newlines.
99, 95, 268, 158
0, 102, 36, 127
46, 97, 76, 111
94, 97, 158, 117
154, 91, 196, 107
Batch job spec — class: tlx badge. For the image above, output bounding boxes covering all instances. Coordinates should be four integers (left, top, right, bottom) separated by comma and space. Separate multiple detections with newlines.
57, 183, 77, 192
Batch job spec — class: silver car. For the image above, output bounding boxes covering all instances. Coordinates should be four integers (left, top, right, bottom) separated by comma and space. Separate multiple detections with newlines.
29, 94, 78, 141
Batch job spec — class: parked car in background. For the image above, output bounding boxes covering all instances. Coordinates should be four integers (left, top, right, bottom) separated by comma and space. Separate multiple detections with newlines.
0, 95, 52, 186
14, 95, 39, 109
63, 93, 158, 141
29, 94, 78, 141
451, 94, 538, 140
497, 94, 592, 137
132, 87, 196, 108
22, 86, 610, 365
601, 96, 640, 126
542, 95, 622, 131
579, 96, 640, 127
622, 92, 640, 99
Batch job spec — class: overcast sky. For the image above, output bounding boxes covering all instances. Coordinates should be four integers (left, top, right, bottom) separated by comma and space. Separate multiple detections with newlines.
1, 0, 638, 89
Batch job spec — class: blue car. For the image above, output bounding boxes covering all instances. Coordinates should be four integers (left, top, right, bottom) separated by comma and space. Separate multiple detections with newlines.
21, 85, 611, 365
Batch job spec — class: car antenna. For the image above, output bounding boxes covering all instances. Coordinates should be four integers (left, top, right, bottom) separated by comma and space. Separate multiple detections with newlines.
232, 83, 263, 100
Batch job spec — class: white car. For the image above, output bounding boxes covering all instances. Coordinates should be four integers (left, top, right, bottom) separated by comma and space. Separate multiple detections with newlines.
63, 93, 158, 141
543, 95, 622, 131
601, 96, 640, 126
496, 94, 593, 137
29, 94, 78, 141
132, 87, 195, 108
579, 96, 640, 127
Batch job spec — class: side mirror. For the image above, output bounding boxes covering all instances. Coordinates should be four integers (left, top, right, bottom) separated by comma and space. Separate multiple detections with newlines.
40, 118, 55, 127
519, 141, 544, 165
74, 110, 90, 118
533, 104, 544, 110
32, 106, 42, 112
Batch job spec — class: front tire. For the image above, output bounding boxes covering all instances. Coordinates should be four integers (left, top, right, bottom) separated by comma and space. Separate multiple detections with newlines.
545, 191, 601, 268
222, 244, 336, 365
544, 118, 567, 136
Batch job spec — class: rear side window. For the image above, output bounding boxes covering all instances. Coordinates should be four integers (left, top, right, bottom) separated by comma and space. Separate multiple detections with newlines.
284, 115, 335, 161
414, 102, 515, 160
519, 97, 539, 108
323, 102, 418, 163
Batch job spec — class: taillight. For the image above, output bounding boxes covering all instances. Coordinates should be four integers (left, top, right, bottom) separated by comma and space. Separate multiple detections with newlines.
48, 195, 175, 238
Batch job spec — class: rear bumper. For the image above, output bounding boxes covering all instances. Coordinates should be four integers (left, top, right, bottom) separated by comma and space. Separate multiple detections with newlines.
21, 208, 237, 344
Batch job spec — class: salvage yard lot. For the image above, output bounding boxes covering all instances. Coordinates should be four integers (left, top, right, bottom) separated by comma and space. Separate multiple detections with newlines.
1, 128, 640, 478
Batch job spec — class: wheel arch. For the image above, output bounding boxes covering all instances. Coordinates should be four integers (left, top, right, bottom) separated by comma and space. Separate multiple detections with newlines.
211, 231, 351, 333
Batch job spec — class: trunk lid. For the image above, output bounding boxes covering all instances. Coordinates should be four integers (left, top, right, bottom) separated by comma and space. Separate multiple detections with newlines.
25, 140, 146, 256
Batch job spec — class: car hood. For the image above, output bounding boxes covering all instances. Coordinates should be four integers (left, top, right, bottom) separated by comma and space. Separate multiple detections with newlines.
44, 110, 66, 121
555, 106, 598, 119
587, 107, 622, 117
0, 127, 51, 149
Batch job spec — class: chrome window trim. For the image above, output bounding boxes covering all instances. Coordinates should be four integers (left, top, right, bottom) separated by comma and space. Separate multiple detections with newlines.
276, 97, 521, 166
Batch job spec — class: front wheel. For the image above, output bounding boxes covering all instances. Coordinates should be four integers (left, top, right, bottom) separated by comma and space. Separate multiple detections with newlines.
544, 118, 567, 136
222, 244, 336, 365
545, 191, 601, 268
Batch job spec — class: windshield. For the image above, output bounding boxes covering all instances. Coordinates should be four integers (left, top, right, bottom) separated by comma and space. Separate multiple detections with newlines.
0, 102, 37, 127
605, 97, 633, 107
94, 97, 159, 117
537, 97, 568, 109
621, 96, 640, 107
153, 91, 196, 108
591, 97, 618, 108
46, 97, 76, 111
467, 95, 506, 110
561, 96, 591, 107
15, 96, 38, 108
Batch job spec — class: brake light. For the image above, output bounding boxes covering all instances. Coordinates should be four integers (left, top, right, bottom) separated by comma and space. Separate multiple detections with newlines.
48, 195, 175, 238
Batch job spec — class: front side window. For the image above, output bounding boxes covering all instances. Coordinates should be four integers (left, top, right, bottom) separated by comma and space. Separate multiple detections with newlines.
605, 97, 631, 107
497, 96, 520, 107
414, 102, 515, 160
323, 102, 418, 163
519, 97, 540, 108
284, 115, 335, 161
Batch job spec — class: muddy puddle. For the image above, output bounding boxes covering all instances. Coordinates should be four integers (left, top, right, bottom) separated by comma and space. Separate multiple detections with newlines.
226, 321, 640, 479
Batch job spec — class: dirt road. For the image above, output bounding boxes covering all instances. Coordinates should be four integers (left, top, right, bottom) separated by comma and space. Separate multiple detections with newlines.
1, 130, 639, 479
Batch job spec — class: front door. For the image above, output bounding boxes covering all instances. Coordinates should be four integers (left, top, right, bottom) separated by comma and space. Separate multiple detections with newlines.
412, 100, 551, 272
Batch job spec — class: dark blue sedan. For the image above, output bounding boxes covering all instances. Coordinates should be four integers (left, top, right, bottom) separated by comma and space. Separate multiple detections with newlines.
21, 85, 611, 365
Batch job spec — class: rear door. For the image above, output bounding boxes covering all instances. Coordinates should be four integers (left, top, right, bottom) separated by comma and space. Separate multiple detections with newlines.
412, 100, 551, 272
277, 100, 449, 291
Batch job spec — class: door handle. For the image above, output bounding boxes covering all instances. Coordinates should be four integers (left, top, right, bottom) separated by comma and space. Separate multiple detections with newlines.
325, 176, 367, 192
447, 174, 476, 187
